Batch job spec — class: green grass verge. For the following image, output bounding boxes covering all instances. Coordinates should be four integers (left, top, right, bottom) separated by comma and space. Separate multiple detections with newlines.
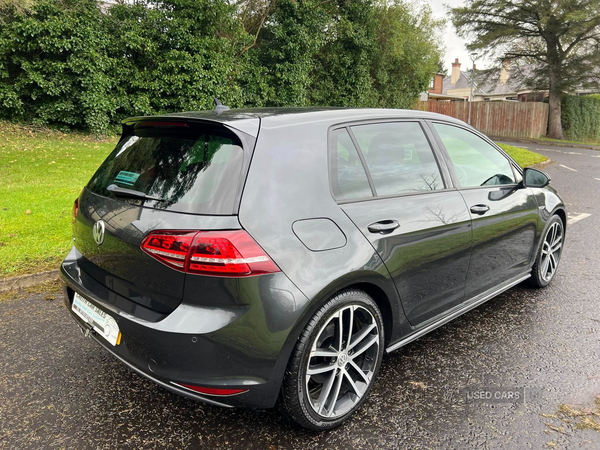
0, 122, 117, 277
497, 143, 548, 168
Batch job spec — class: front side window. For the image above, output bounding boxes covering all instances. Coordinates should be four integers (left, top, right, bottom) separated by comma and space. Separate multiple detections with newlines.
350, 122, 444, 196
433, 123, 515, 187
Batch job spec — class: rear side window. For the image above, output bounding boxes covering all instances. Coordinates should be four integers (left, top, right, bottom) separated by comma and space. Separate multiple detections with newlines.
87, 122, 244, 214
433, 123, 515, 187
350, 122, 444, 195
329, 128, 373, 201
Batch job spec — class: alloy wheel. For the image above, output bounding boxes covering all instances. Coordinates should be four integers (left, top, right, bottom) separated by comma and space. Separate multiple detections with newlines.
540, 221, 563, 282
305, 305, 380, 419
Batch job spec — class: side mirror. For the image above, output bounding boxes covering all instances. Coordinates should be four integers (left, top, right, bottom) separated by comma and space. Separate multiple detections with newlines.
523, 167, 551, 188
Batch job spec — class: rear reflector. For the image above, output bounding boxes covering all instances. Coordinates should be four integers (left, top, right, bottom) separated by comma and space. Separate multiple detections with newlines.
173, 382, 248, 397
141, 230, 279, 277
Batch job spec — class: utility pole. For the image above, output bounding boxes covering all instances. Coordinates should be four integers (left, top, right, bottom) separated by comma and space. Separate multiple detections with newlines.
468, 53, 477, 125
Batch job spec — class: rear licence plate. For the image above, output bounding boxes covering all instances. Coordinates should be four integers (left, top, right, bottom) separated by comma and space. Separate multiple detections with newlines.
72, 293, 121, 346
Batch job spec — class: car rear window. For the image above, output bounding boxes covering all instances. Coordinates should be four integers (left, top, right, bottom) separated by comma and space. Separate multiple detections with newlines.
87, 122, 245, 214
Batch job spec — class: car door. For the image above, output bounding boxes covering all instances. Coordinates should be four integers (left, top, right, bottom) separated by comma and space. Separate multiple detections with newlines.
428, 122, 539, 299
329, 121, 472, 326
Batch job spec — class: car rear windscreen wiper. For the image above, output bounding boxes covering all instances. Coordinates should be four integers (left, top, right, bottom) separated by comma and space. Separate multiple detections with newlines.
107, 184, 162, 202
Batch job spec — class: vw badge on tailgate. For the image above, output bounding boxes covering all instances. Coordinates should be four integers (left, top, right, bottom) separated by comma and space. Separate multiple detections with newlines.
93, 220, 105, 245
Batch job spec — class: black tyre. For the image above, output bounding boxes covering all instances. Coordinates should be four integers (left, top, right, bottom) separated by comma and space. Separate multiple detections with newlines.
529, 215, 564, 288
281, 289, 385, 430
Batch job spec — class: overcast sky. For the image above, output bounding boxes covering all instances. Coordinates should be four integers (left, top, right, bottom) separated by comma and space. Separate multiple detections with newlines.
425, 0, 493, 73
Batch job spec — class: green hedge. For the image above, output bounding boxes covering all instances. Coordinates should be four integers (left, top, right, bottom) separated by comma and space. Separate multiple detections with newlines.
561, 94, 600, 142
0, 0, 443, 135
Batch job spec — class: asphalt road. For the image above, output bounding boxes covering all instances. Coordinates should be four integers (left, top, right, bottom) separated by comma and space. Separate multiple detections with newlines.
1, 142, 599, 449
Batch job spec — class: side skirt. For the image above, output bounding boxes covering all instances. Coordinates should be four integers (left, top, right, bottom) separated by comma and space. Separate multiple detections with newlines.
385, 272, 531, 353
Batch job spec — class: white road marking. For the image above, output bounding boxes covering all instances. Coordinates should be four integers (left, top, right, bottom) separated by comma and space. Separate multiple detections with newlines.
591, 155, 600, 158
539, 148, 559, 152
559, 164, 578, 171
567, 213, 591, 226
595, 178, 600, 181
566, 151, 582, 155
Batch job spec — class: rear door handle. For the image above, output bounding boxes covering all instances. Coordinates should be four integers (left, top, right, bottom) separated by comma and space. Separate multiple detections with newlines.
367, 220, 400, 234
470, 204, 490, 215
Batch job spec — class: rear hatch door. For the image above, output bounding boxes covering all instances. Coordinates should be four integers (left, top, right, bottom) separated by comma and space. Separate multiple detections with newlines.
73, 119, 255, 314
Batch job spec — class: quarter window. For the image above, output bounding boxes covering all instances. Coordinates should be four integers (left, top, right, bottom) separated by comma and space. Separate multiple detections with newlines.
350, 122, 444, 196
433, 123, 515, 187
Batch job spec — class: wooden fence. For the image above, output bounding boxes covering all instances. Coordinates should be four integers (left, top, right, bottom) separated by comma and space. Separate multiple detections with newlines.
415, 101, 549, 139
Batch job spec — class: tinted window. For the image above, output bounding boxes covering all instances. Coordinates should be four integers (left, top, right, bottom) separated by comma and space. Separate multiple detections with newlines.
351, 122, 444, 196
88, 122, 244, 214
433, 123, 515, 187
329, 128, 373, 201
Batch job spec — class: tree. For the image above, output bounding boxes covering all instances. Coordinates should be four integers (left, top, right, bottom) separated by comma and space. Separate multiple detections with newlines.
255, 0, 443, 109
436, 60, 448, 77
0, 0, 444, 132
0, 0, 33, 21
0, 0, 116, 132
309, 0, 378, 107
251, 0, 331, 106
105, 0, 252, 116
451, 0, 600, 139
369, 0, 443, 108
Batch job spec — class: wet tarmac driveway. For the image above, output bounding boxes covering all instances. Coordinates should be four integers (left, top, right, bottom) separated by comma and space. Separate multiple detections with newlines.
1, 143, 599, 449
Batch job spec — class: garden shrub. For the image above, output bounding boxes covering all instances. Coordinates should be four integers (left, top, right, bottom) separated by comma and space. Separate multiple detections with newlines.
0, 0, 443, 134
561, 94, 600, 142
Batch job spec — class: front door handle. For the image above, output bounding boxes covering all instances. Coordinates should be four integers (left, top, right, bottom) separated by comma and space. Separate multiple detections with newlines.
368, 220, 400, 234
470, 204, 490, 215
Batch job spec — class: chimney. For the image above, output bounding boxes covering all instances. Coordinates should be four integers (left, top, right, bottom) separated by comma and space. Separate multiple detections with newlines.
500, 59, 510, 85
451, 58, 461, 84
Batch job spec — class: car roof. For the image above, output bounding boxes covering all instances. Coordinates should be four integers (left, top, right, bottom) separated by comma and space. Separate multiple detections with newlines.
123, 107, 468, 137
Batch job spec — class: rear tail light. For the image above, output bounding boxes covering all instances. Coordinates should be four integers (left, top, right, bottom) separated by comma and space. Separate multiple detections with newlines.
141, 230, 279, 277
173, 382, 248, 396
72, 198, 79, 222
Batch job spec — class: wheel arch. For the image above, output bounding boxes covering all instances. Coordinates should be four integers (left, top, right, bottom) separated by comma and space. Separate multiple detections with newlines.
344, 282, 394, 346
553, 207, 567, 233
301, 273, 403, 347
269, 271, 404, 405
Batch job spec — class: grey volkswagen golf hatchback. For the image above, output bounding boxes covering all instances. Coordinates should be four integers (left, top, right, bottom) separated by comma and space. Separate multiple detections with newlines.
61, 107, 566, 430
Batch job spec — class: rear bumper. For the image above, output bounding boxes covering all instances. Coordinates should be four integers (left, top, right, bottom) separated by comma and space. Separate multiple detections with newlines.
86, 328, 234, 408
60, 246, 309, 409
